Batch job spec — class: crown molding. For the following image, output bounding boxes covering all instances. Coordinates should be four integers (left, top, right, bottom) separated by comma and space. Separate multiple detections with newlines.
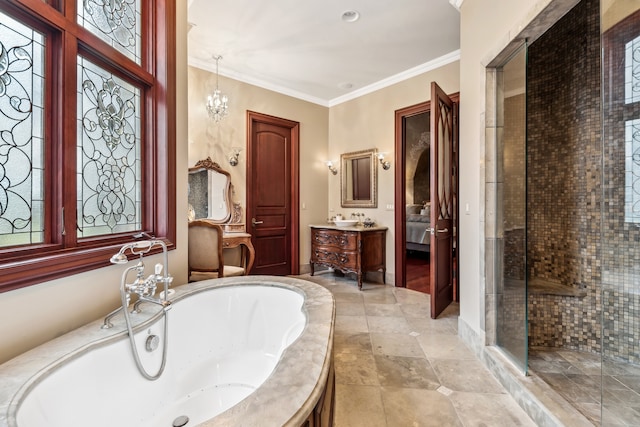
189, 57, 331, 107
328, 50, 460, 107
188, 49, 461, 108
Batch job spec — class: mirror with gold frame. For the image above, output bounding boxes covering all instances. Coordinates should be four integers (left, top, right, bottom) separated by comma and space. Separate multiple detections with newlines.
188, 157, 232, 223
341, 148, 378, 208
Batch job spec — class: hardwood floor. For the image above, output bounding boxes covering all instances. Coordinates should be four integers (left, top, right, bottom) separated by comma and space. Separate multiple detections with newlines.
406, 251, 430, 293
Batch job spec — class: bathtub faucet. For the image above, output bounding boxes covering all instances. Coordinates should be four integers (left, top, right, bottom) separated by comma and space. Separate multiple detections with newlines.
102, 237, 173, 329
128, 260, 173, 310
102, 235, 173, 381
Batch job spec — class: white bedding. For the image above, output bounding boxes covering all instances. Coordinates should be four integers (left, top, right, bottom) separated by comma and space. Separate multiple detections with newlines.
406, 214, 430, 249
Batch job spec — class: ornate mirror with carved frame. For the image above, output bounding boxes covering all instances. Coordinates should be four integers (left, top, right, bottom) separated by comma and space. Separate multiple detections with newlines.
188, 157, 232, 224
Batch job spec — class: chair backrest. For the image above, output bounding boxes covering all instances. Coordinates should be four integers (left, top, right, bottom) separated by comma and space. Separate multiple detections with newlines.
188, 220, 225, 277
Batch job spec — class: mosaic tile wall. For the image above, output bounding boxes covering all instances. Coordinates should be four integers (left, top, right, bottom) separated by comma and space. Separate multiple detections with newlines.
526, 0, 603, 354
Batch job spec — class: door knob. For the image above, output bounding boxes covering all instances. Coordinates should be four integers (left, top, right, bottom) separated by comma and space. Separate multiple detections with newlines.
252, 218, 264, 227
437, 228, 449, 233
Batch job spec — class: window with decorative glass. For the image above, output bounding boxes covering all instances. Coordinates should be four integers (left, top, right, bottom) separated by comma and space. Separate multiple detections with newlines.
625, 35, 640, 224
0, 0, 176, 292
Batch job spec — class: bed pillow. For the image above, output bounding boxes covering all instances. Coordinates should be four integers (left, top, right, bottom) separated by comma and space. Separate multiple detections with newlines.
406, 204, 422, 215
407, 214, 430, 222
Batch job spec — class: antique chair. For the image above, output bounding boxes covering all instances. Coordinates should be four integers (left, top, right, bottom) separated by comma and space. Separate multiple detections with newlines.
188, 220, 245, 281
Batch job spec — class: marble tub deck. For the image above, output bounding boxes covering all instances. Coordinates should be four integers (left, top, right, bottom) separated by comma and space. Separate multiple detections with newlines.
298, 272, 536, 427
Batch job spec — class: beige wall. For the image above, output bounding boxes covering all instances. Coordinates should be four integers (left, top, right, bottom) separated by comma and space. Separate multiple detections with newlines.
188, 67, 330, 268
0, 3, 191, 365
602, 0, 640, 30
189, 62, 459, 280
328, 62, 459, 283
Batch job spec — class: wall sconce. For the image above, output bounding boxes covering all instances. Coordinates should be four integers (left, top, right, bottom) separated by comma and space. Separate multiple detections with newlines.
229, 147, 242, 166
378, 153, 391, 170
326, 161, 338, 175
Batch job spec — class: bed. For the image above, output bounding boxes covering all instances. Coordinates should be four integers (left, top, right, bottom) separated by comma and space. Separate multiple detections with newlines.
406, 204, 430, 253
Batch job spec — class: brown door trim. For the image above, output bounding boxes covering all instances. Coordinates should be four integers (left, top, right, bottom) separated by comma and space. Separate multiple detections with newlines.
394, 101, 430, 287
394, 93, 459, 289
246, 111, 300, 275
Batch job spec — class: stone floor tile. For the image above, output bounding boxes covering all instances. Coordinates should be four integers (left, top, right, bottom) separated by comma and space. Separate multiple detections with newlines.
336, 301, 366, 316
367, 315, 411, 334
332, 291, 365, 303
362, 290, 398, 304
381, 386, 463, 427
335, 314, 368, 334
405, 316, 457, 335
449, 391, 537, 427
416, 333, 476, 360
398, 302, 430, 318
364, 302, 404, 317
333, 332, 372, 355
374, 354, 440, 389
370, 332, 426, 358
430, 359, 506, 393
334, 384, 386, 427
335, 352, 380, 386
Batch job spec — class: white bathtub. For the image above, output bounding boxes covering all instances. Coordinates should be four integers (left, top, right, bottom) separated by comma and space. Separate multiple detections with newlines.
0, 276, 335, 427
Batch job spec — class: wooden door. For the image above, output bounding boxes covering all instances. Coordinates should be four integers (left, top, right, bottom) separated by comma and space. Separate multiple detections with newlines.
429, 82, 455, 318
246, 111, 299, 275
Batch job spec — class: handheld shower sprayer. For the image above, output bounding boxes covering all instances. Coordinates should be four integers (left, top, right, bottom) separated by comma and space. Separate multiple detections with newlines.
109, 240, 155, 265
103, 233, 173, 380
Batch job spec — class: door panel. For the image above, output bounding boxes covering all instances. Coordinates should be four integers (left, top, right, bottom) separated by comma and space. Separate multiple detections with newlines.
496, 43, 528, 373
247, 111, 299, 276
430, 82, 454, 318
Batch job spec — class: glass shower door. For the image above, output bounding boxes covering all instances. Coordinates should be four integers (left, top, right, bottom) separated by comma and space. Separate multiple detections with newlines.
601, 3, 640, 424
496, 44, 528, 373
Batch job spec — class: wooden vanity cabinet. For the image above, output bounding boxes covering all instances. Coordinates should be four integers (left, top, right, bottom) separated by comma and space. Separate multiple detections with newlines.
310, 225, 387, 290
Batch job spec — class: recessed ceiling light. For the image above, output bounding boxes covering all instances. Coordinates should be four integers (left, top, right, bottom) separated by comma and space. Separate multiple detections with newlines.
341, 10, 360, 23
338, 82, 353, 90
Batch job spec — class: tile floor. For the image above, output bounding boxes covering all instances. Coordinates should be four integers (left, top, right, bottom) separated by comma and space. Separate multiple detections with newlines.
298, 272, 536, 427
530, 347, 640, 426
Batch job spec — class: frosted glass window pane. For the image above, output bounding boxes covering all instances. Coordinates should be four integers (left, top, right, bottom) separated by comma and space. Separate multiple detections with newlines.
77, 0, 142, 64
77, 56, 141, 237
625, 119, 640, 223
0, 11, 45, 247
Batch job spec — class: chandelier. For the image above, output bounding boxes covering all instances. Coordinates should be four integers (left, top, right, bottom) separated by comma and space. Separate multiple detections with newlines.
206, 55, 229, 122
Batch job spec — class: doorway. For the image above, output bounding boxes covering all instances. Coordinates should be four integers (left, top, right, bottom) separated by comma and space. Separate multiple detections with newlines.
394, 91, 459, 307
395, 102, 431, 294
246, 111, 299, 275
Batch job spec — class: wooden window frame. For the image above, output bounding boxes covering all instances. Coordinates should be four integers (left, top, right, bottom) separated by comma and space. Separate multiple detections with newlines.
0, 0, 176, 293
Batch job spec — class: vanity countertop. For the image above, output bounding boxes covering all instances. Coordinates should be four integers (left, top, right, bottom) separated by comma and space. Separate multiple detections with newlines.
310, 224, 387, 231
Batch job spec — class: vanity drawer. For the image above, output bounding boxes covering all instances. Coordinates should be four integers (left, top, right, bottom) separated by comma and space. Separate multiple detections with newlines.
312, 247, 357, 270
312, 229, 357, 250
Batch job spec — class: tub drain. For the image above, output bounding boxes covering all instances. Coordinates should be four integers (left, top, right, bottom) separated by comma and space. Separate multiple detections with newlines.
172, 415, 189, 427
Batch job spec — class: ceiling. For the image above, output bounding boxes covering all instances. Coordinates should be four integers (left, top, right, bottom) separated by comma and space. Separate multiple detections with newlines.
187, 0, 461, 106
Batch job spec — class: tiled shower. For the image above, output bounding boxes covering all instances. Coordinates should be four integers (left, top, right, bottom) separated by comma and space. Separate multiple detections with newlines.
496, 0, 640, 424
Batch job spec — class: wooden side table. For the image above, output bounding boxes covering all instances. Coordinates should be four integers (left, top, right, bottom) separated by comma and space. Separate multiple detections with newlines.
223, 232, 255, 274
